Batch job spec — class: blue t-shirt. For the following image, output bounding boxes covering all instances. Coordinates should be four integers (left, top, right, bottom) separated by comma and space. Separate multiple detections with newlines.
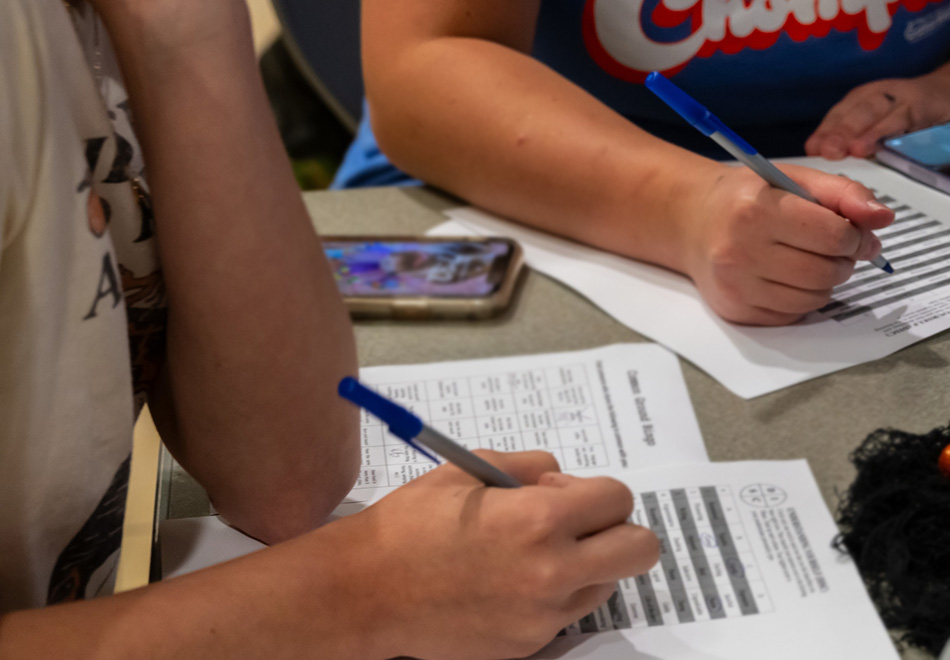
333, 0, 950, 188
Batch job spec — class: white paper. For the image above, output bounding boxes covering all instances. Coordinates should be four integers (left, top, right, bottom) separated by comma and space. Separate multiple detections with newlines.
533, 460, 898, 660
160, 516, 265, 579
160, 462, 897, 660
162, 344, 706, 577
348, 343, 707, 504
434, 157, 950, 398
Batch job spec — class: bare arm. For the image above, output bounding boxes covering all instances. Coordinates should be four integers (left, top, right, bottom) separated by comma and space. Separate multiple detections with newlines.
364, 0, 703, 275
96, 0, 358, 543
364, 0, 894, 326
0, 452, 659, 660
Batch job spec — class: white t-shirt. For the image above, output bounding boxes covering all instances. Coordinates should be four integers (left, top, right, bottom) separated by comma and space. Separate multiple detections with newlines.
0, 0, 165, 610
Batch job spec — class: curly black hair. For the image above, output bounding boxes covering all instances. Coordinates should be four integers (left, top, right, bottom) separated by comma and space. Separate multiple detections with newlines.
835, 425, 950, 656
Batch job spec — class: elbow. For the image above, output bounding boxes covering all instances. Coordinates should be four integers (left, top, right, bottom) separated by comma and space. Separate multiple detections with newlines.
212, 410, 362, 545
364, 94, 417, 177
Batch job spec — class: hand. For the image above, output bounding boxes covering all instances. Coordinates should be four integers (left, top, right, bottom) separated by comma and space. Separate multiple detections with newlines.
334, 450, 659, 660
681, 164, 894, 326
805, 68, 950, 159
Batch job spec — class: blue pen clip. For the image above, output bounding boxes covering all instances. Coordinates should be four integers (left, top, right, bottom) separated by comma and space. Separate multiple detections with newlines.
645, 72, 756, 155
338, 377, 441, 464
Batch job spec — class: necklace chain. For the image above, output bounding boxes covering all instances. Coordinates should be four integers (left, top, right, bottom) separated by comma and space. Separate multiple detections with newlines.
63, 0, 104, 89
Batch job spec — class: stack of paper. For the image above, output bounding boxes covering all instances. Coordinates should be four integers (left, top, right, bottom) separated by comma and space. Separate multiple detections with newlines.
161, 345, 898, 659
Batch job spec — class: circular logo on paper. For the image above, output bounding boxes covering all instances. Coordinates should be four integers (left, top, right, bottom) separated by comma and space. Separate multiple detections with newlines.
740, 484, 787, 508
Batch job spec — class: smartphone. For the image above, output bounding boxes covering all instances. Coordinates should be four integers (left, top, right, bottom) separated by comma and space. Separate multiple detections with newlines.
877, 121, 950, 194
322, 236, 524, 319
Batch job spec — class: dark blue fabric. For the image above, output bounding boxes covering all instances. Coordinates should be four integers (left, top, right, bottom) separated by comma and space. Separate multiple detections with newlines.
334, 0, 950, 188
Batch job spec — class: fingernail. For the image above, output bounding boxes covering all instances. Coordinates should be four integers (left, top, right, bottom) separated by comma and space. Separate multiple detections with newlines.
822, 142, 846, 160
867, 200, 890, 212
866, 235, 883, 260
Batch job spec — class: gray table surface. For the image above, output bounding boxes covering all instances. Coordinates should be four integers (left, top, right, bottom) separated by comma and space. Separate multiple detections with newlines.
166, 186, 950, 659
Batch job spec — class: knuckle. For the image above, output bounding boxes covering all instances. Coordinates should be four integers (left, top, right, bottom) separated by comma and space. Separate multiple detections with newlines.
706, 281, 749, 320
803, 259, 845, 289
708, 240, 745, 271
837, 259, 856, 284
711, 273, 746, 310
521, 497, 563, 542
524, 557, 566, 597
826, 222, 859, 256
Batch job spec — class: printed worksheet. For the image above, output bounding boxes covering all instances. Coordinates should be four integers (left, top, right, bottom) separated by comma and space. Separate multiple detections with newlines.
536, 460, 898, 660
349, 343, 707, 503
433, 157, 950, 398
160, 461, 898, 660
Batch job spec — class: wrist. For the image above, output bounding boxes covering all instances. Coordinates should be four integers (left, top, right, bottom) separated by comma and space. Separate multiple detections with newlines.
295, 513, 406, 660
610, 149, 724, 277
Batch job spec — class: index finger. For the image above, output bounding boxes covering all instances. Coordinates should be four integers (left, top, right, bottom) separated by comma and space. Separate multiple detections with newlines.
769, 194, 865, 259
418, 449, 560, 488
808, 174, 895, 233
783, 166, 895, 231
474, 449, 561, 485
541, 474, 634, 538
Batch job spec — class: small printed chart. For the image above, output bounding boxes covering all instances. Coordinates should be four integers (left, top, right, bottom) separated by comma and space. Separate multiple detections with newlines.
566, 486, 773, 633
353, 363, 609, 497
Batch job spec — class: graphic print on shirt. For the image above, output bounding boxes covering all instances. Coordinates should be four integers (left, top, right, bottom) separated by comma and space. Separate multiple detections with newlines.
78, 127, 165, 405
47, 457, 130, 604
582, 0, 946, 81
47, 83, 166, 604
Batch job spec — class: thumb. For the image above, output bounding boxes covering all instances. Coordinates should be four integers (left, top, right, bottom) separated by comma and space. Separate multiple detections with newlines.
795, 167, 895, 231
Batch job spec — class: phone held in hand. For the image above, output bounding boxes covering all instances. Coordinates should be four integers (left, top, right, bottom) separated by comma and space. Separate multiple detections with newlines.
877, 121, 950, 195
323, 236, 524, 319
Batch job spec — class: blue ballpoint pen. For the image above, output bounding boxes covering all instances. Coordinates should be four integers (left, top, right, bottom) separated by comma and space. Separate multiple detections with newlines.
644, 71, 894, 274
338, 377, 522, 489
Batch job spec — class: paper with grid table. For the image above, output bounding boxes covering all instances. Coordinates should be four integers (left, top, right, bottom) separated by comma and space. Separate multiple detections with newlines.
433, 157, 950, 398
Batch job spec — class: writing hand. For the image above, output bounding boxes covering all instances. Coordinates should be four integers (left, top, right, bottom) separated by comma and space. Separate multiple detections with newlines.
335, 450, 659, 660
805, 70, 950, 159
682, 164, 894, 326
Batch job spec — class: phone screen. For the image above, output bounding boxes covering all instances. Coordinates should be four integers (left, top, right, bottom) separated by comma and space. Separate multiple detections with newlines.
323, 239, 515, 297
882, 122, 950, 172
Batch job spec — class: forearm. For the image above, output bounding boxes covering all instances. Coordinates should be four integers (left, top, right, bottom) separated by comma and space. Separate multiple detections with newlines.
0, 528, 384, 660
366, 37, 722, 274
95, 0, 359, 542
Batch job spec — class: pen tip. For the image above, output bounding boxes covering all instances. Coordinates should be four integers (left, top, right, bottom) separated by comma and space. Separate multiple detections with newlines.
883, 261, 894, 274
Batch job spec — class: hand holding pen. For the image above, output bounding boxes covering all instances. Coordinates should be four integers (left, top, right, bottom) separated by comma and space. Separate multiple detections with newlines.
336, 377, 660, 660
644, 72, 896, 326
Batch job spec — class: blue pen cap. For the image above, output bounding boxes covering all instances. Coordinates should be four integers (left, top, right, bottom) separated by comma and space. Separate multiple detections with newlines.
338, 377, 423, 441
645, 72, 756, 155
